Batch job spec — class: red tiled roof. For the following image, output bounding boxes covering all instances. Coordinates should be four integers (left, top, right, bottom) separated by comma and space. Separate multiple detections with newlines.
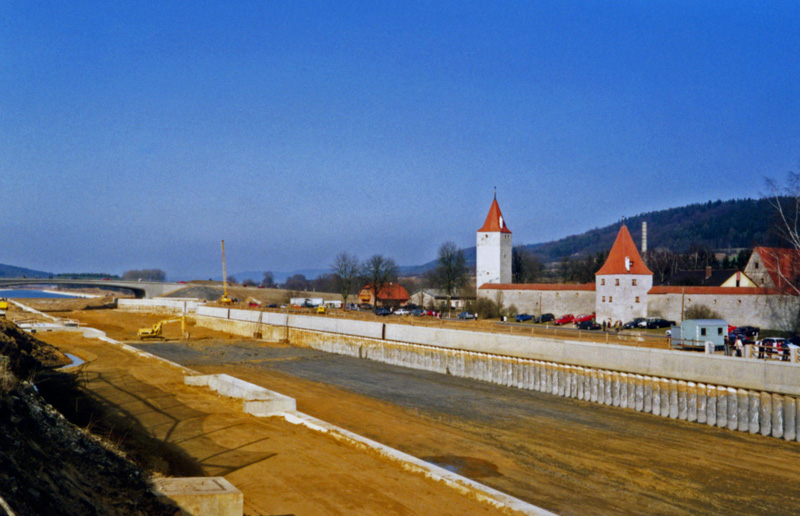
359, 283, 410, 301
648, 286, 786, 296
478, 198, 511, 233
754, 247, 800, 292
595, 225, 652, 276
479, 283, 596, 291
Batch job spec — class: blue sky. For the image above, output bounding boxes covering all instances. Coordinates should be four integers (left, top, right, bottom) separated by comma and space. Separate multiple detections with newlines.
1, 1, 799, 279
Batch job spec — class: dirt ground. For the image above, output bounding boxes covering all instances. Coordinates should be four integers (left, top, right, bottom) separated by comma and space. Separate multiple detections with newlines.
36, 319, 524, 515
40, 309, 800, 516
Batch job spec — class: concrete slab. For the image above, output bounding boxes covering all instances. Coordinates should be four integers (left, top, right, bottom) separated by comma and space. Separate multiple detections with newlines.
185, 374, 297, 415
152, 477, 243, 516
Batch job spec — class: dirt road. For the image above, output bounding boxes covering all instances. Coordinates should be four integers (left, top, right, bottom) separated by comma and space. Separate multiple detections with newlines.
45, 310, 800, 515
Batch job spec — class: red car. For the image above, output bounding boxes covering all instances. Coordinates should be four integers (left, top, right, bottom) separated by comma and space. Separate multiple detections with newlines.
574, 314, 595, 324
554, 314, 575, 325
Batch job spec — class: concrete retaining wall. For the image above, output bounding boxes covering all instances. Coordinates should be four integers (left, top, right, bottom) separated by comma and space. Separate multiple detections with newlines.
187, 308, 800, 441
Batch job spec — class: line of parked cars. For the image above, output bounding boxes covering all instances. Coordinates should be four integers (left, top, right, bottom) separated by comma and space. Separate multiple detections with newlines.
622, 317, 676, 329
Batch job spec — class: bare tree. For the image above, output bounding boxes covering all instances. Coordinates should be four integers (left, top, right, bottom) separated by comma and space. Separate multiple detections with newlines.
433, 242, 467, 313
360, 255, 399, 307
765, 173, 800, 331
512, 247, 544, 283
260, 271, 276, 288
332, 252, 360, 306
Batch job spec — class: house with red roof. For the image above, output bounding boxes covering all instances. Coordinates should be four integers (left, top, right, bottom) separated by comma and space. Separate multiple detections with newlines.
358, 282, 410, 308
744, 247, 800, 293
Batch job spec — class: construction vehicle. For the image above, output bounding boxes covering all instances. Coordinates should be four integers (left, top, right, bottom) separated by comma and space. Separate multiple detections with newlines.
219, 240, 234, 304
0, 299, 8, 311
138, 316, 186, 340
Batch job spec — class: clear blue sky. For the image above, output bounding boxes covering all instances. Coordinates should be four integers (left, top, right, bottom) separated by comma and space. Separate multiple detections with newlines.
1, 1, 798, 279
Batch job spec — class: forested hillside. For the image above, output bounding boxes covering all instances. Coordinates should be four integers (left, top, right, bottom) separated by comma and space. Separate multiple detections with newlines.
406, 197, 780, 275
525, 198, 778, 262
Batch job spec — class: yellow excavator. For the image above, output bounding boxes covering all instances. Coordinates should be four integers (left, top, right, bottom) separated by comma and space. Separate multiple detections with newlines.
138, 316, 186, 340
219, 239, 234, 305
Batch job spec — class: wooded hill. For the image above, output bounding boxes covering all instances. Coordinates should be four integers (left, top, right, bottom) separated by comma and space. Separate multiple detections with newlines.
403, 197, 781, 276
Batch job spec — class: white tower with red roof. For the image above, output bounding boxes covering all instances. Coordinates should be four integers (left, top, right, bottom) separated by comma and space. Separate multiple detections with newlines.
476, 194, 512, 286
595, 224, 653, 324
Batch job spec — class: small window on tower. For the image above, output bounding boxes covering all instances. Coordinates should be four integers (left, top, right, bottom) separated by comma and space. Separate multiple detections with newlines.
609, 296, 613, 302
615, 279, 620, 286
632, 279, 637, 286
635, 296, 639, 303
602, 296, 606, 302
601, 279, 605, 286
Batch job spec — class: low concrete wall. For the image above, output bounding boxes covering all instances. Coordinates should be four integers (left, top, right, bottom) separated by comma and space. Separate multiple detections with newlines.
118, 298, 203, 314
190, 308, 800, 442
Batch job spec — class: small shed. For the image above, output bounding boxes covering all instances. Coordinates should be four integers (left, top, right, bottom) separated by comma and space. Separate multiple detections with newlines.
671, 319, 727, 350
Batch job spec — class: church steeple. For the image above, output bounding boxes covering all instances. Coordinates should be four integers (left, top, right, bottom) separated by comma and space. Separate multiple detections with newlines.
476, 194, 512, 285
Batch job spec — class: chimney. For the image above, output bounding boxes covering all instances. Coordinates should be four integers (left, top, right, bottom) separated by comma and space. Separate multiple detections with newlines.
641, 221, 647, 254
705, 266, 712, 280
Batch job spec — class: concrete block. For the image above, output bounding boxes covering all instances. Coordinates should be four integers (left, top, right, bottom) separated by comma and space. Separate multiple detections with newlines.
788, 397, 799, 441
532, 361, 541, 391
660, 379, 670, 417
697, 384, 707, 424
669, 380, 679, 419
590, 371, 599, 403
556, 365, 565, 396
244, 395, 297, 416
797, 398, 800, 442
716, 388, 727, 428
153, 477, 243, 516
772, 393, 784, 439
207, 375, 273, 400
706, 386, 717, 427
760, 392, 772, 437
727, 388, 738, 431
687, 382, 697, 422
576, 368, 585, 400
611, 372, 621, 407
619, 373, 629, 409
749, 391, 760, 434
635, 375, 644, 412
643, 377, 653, 414
545, 364, 553, 394
569, 366, 578, 398
627, 375, 636, 410
184, 375, 211, 387
737, 389, 749, 432
678, 381, 688, 420
603, 372, 612, 406
652, 380, 661, 416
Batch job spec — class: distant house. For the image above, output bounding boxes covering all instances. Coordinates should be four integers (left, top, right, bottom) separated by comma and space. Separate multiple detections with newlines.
357, 282, 410, 308
744, 247, 800, 292
657, 267, 755, 288
411, 289, 476, 310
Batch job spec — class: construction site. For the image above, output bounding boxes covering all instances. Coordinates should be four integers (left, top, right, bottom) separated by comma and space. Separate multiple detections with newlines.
1, 289, 799, 516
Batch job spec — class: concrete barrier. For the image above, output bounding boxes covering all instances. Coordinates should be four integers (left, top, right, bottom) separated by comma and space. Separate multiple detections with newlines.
189, 311, 800, 442
185, 374, 297, 415
153, 477, 243, 516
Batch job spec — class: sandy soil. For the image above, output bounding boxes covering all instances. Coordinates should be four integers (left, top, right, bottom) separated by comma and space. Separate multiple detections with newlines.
37, 324, 524, 515
40, 309, 800, 516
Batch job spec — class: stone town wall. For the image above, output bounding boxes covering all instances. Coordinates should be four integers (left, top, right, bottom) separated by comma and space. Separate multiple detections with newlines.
477, 288, 595, 316
647, 293, 800, 330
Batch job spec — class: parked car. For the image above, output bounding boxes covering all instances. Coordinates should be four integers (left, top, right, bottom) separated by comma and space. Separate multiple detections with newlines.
458, 311, 477, 320
576, 320, 601, 330
646, 318, 676, 329
411, 309, 424, 317
373, 307, 391, 316
554, 314, 575, 326
267, 303, 278, 308
423, 309, 439, 317
394, 308, 411, 316
539, 313, 555, 323
730, 325, 760, 338
515, 313, 534, 323
574, 314, 595, 324
758, 337, 788, 359
623, 318, 646, 329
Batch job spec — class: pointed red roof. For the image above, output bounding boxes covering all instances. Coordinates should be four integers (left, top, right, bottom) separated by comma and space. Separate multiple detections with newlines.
478, 198, 511, 233
596, 225, 652, 275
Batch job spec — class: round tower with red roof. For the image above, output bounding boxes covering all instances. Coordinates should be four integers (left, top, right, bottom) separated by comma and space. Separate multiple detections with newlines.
476, 194, 512, 286
595, 224, 653, 324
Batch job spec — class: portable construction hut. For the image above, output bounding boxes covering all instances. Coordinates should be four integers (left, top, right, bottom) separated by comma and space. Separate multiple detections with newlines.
671, 319, 727, 350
